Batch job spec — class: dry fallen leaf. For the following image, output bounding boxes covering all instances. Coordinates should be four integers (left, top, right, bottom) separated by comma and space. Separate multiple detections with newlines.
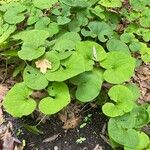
62, 116, 81, 129
0, 122, 23, 150
43, 134, 60, 143
59, 103, 81, 129
0, 84, 8, 125
93, 144, 103, 150
0, 84, 8, 102
35, 59, 52, 74
132, 63, 150, 104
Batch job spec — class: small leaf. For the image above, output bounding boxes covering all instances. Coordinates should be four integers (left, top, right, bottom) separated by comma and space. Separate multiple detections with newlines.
23, 66, 48, 90
106, 39, 130, 54
39, 82, 70, 115
23, 125, 43, 135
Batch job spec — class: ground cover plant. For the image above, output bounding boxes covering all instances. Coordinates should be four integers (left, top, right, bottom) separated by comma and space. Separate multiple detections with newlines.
0, 0, 150, 149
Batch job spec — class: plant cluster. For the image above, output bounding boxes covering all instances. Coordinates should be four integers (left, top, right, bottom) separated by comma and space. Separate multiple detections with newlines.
0, 0, 150, 149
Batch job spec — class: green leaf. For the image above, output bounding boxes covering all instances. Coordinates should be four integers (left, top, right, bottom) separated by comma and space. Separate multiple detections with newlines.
0, 25, 16, 45
100, 52, 136, 84
35, 17, 50, 29
76, 41, 107, 71
99, 0, 122, 8
108, 85, 134, 102
124, 132, 150, 150
48, 22, 59, 37
70, 68, 103, 102
23, 125, 43, 135
125, 83, 140, 101
57, 16, 71, 25
102, 85, 134, 117
39, 82, 70, 114
61, 0, 90, 7
3, 83, 36, 117
130, 107, 149, 128
43, 51, 60, 72
139, 8, 150, 28
45, 52, 85, 81
23, 66, 48, 90
3, 3, 26, 24
53, 32, 81, 51
33, 0, 58, 9
13, 30, 50, 60
140, 43, 150, 63
129, 0, 149, 10
108, 118, 139, 148
18, 46, 46, 61
84, 21, 114, 42
120, 33, 135, 44
106, 39, 130, 54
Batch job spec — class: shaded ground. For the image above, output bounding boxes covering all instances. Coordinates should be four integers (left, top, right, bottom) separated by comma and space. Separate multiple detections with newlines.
5, 108, 111, 150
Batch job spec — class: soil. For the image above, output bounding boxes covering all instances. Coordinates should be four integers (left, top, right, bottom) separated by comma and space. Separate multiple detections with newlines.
5, 108, 111, 150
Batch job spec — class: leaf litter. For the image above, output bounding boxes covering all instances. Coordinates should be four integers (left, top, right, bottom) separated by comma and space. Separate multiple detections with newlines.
133, 63, 150, 104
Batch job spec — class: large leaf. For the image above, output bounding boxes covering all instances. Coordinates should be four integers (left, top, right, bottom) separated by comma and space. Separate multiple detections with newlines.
23, 66, 48, 90
45, 52, 85, 81
3, 83, 36, 117
70, 68, 103, 102
100, 52, 136, 84
76, 41, 107, 71
108, 118, 139, 149
39, 82, 70, 114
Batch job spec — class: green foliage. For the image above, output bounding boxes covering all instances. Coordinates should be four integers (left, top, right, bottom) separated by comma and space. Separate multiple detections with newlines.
100, 52, 136, 84
3, 83, 36, 117
1, 0, 150, 148
39, 82, 70, 114
102, 85, 135, 117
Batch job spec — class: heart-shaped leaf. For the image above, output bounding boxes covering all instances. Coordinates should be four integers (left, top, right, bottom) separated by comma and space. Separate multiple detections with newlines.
3, 83, 36, 117
100, 51, 136, 84
13, 30, 50, 60
39, 82, 70, 114
70, 68, 103, 102
102, 85, 134, 117
108, 118, 139, 149
106, 39, 130, 54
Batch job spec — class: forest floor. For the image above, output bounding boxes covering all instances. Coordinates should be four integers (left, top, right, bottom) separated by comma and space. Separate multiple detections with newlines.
0, 60, 149, 150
